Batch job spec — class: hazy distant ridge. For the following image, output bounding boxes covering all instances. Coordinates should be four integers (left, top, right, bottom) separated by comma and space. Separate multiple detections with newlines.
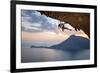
31, 35, 90, 52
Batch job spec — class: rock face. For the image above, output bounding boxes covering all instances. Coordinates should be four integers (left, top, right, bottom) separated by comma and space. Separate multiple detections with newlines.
40, 11, 90, 37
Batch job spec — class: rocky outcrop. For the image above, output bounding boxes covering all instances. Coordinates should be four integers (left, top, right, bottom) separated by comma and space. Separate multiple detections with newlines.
40, 11, 90, 37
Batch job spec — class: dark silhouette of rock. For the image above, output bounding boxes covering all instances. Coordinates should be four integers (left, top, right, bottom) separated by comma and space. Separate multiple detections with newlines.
31, 35, 90, 52
50, 35, 90, 52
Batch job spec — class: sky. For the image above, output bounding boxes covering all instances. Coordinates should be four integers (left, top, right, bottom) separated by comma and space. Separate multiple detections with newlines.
21, 10, 89, 45
21, 10, 59, 33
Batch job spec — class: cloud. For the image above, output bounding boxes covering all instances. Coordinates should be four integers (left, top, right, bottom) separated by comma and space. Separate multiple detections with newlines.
21, 10, 59, 33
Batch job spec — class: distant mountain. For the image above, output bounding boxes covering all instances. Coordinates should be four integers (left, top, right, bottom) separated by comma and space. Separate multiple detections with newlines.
50, 35, 90, 51
30, 45, 48, 48
31, 35, 90, 52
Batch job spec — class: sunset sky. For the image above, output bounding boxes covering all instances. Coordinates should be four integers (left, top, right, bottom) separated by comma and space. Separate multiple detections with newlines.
21, 10, 89, 45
